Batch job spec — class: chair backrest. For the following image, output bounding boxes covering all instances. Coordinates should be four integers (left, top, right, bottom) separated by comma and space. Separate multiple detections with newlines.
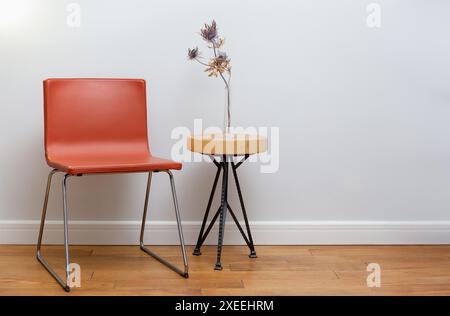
43, 78, 150, 160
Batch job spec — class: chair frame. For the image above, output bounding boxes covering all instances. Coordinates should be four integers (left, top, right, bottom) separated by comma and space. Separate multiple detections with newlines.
37, 169, 189, 292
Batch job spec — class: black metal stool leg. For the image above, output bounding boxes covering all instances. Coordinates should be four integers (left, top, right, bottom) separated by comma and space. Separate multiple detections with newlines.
197, 206, 222, 248
215, 159, 228, 271
194, 155, 258, 271
231, 161, 257, 258
227, 204, 252, 249
193, 163, 222, 256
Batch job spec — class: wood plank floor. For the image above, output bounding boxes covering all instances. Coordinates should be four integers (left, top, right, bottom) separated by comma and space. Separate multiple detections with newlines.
1, 245, 450, 295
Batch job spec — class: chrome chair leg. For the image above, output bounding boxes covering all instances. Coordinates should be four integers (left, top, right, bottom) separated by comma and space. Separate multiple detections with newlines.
36, 170, 72, 292
139, 171, 189, 278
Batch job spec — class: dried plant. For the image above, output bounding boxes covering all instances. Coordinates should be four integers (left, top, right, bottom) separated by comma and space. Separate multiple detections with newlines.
188, 20, 232, 130
188, 47, 200, 60
200, 20, 218, 42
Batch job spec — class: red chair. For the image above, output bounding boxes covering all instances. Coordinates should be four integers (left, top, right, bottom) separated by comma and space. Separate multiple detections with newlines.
37, 78, 188, 292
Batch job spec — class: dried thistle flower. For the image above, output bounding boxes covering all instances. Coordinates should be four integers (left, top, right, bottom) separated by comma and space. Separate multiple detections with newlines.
200, 20, 218, 42
210, 37, 225, 49
188, 20, 233, 129
204, 55, 231, 77
217, 51, 228, 60
188, 47, 200, 60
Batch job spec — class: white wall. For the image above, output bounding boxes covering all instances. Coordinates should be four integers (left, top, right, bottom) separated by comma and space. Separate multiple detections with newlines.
1, 0, 450, 244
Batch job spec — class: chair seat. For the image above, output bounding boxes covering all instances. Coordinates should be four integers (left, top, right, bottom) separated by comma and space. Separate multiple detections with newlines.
47, 153, 182, 175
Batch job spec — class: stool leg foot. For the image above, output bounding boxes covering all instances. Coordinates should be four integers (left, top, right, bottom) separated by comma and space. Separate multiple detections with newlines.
193, 248, 202, 256
214, 263, 223, 271
249, 251, 257, 258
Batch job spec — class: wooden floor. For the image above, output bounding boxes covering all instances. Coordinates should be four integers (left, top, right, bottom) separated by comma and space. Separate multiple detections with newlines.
1, 245, 450, 295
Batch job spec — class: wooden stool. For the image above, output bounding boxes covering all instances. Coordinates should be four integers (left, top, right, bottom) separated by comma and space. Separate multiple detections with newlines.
187, 133, 268, 270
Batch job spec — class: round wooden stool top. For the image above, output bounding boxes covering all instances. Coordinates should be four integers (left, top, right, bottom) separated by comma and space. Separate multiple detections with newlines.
187, 133, 268, 156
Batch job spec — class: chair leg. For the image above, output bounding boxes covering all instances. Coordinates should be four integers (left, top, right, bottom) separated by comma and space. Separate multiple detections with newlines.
140, 171, 189, 278
36, 170, 72, 292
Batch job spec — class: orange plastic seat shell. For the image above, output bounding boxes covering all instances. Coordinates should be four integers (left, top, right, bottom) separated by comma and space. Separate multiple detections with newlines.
44, 78, 181, 175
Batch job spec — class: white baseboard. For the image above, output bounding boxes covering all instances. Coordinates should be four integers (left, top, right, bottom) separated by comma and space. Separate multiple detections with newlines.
1, 220, 450, 245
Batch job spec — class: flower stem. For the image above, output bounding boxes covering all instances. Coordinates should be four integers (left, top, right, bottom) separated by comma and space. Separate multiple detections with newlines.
194, 58, 209, 67
212, 43, 231, 130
